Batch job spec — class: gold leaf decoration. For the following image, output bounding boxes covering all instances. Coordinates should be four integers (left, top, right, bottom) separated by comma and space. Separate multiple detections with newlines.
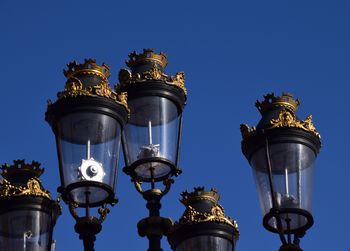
179, 204, 238, 229
117, 65, 187, 95
0, 178, 51, 199
270, 110, 321, 139
57, 77, 129, 111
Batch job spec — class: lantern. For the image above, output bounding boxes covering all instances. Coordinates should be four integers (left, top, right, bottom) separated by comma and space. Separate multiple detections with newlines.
0, 160, 60, 251
240, 93, 321, 250
117, 49, 187, 183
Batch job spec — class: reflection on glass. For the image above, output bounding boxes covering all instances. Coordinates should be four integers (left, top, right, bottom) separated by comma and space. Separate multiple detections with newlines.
0, 210, 52, 251
123, 96, 181, 179
251, 142, 316, 231
57, 112, 121, 205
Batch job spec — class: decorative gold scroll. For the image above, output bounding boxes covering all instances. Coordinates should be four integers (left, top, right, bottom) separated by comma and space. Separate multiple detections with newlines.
117, 65, 187, 95
240, 110, 320, 140
0, 178, 51, 199
270, 110, 320, 139
179, 204, 238, 229
52, 77, 129, 111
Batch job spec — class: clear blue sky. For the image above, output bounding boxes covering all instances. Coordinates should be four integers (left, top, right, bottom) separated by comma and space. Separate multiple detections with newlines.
0, 0, 349, 250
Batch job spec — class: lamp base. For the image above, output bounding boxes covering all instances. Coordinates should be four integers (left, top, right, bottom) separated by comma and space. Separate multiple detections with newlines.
74, 216, 102, 251
279, 244, 302, 251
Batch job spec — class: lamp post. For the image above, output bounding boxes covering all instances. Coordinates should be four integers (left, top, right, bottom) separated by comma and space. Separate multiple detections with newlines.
168, 187, 239, 251
0, 160, 60, 251
116, 49, 187, 251
45, 59, 129, 251
240, 93, 321, 251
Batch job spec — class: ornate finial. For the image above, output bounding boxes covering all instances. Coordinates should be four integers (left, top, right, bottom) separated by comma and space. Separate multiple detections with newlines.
126, 49, 168, 69
1, 160, 44, 181
255, 92, 300, 114
240, 124, 257, 139
64, 58, 111, 80
180, 187, 220, 206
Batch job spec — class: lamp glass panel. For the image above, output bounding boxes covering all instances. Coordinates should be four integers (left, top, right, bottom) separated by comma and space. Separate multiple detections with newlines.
175, 236, 233, 251
56, 112, 121, 205
251, 142, 315, 231
0, 210, 52, 251
123, 96, 181, 179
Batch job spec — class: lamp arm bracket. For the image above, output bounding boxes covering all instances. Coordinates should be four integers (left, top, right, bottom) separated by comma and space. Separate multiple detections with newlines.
133, 178, 174, 197
161, 179, 174, 196
134, 180, 144, 195
69, 202, 79, 221
98, 205, 110, 223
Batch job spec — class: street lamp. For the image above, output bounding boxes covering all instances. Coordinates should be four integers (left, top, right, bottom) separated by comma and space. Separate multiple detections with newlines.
117, 48, 186, 183
0, 160, 60, 251
45, 59, 129, 250
116, 49, 187, 251
168, 187, 239, 251
240, 93, 321, 251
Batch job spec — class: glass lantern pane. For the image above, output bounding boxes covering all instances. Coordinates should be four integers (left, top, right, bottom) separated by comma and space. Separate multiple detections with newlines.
175, 236, 233, 251
123, 96, 181, 179
251, 143, 315, 231
56, 112, 121, 205
0, 210, 52, 251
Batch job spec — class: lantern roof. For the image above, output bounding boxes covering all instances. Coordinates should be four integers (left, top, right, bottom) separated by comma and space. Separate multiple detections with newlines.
64, 58, 111, 80
240, 92, 321, 141
116, 48, 187, 96
177, 187, 239, 230
0, 160, 53, 200
126, 48, 168, 69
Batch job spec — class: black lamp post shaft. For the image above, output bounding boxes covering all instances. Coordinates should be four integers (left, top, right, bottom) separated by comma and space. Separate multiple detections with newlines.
146, 193, 161, 217
148, 236, 162, 251
81, 234, 96, 251
146, 191, 163, 251
137, 189, 173, 251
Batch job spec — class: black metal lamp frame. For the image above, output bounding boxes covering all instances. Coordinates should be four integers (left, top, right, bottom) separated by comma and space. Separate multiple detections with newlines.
119, 80, 186, 251
120, 82, 186, 183
242, 128, 321, 251
46, 96, 128, 251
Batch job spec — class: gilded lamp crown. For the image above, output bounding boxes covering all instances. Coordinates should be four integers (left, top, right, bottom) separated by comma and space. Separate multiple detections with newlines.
63, 58, 111, 80
126, 48, 168, 69
0, 160, 54, 200
180, 187, 220, 205
176, 187, 239, 232
255, 92, 300, 114
1, 160, 44, 181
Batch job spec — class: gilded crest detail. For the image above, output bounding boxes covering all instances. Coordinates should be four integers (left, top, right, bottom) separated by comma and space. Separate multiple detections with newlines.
57, 77, 129, 111
240, 110, 320, 140
270, 110, 321, 139
179, 204, 238, 229
0, 178, 51, 199
117, 65, 187, 95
